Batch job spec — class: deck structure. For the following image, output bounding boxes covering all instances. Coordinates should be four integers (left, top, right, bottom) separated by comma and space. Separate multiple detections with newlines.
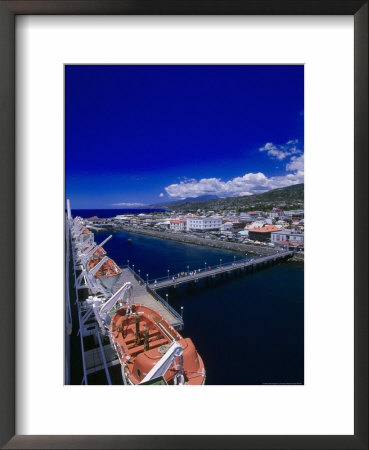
148, 250, 295, 290
112, 268, 184, 329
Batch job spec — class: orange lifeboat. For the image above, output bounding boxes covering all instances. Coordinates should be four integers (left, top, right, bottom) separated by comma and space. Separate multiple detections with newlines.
82, 245, 107, 258
88, 257, 122, 290
91, 246, 106, 258
110, 304, 205, 385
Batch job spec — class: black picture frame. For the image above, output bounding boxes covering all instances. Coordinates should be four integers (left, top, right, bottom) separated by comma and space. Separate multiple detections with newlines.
0, 1, 367, 449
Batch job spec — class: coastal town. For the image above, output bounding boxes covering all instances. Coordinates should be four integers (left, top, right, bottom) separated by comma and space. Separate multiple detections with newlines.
64, 65, 305, 388
84, 206, 304, 258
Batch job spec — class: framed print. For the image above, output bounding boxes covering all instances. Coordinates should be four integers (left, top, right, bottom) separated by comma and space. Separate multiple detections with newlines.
65, 63, 304, 389
0, 1, 367, 449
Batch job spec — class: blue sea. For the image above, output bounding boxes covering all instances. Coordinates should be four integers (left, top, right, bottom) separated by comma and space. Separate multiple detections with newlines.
71, 208, 166, 218
71, 209, 304, 385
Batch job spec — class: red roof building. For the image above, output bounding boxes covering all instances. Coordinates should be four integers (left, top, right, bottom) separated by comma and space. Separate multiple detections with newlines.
248, 225, 281, 242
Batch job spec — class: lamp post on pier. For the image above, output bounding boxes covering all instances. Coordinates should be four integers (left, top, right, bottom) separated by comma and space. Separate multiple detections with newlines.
219, 258, 222, 268
205, 262, 207, 271
166, 293, 169, 306
167, 269, 170, 279
127, 259, 130, 268
132, 264, 135, 273
146, 273, 148, 285
187, 265, 189, 275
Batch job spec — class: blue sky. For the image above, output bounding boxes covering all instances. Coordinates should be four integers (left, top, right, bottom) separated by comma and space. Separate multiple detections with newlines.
65, 65, 304, 208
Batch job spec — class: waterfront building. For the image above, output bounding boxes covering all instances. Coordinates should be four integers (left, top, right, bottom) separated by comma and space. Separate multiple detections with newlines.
86, 216, 108, 224
170, 219, 187, 231
142, 219, 155, 226
221, 222, 233, 231
238, 229, 249, 237
155, 220, 171, 229
186, 216, 222, 231
232, 222, 246, 230
248, 224, 281, 242
114, 215, 131, 224
136, 214, 154, 225
271, 230, 304, 250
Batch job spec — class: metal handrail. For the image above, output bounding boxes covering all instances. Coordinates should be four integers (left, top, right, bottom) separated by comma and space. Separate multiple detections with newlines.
121, 265, 183, 325
125, 265, 146, 284
146, 258, 249, 284
146, 285, 183, 325
146, 253, 286, 285
147, 250, 295, 286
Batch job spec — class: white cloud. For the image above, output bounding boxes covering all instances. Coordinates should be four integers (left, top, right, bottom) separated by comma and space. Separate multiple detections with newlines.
159, 193, 164, 197
259, 139, 302, 160
163, 139, 304, 199
112, 202, 146, 207
165, 170, 304, 199
286, 154, 304, 172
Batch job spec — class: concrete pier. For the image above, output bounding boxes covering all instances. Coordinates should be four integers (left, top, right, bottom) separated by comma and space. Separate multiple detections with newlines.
149, 250, 294, 290
112, 268, 183, 329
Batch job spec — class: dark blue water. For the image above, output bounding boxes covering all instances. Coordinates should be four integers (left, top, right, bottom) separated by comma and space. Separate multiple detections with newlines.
102, 229, 248, 280
96, 229, 304, 385
71, 208, 166, 218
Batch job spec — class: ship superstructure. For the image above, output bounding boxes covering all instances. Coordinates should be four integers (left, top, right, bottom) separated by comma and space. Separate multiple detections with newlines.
65, 200, 203, 385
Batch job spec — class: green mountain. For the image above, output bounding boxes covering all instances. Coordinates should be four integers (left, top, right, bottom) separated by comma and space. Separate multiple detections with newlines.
168, 183, 304, 212
148, 194, 219, 209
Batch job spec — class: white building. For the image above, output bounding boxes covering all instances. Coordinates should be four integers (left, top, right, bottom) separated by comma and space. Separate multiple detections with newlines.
268, 208, 284, 219
170, 219, 186, 231
283, 210, 304, 219
186, 216, 222, 231
221, 222, 234, 231
114, 215, 131, 224
155, 220, 171, 229
271, 230, 304, 248
239, 213, 254, 222
238, 229, 249, 237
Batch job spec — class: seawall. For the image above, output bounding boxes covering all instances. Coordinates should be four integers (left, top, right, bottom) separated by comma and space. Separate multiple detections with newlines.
115, 225, 295, 257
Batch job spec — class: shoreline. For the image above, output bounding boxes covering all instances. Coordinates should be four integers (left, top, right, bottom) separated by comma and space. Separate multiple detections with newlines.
108, 225, 304, 262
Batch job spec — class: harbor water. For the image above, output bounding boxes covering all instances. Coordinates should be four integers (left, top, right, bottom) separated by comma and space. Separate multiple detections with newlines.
86, 227, 304, 385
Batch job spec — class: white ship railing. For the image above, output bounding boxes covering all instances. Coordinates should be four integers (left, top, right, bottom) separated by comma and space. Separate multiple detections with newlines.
67, 205, 113, 385
65, 215, 72, 385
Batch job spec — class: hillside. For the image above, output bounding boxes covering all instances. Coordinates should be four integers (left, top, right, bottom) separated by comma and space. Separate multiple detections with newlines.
167, 183, 304, 212
149, 194, 219, 209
